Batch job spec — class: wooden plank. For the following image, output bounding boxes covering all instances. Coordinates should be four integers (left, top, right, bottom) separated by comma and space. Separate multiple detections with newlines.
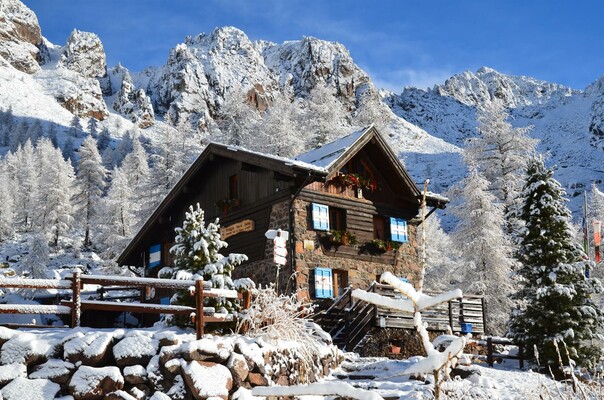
62, 300, 195, 315
0, 278, 72, 289
0, 304, 71, 314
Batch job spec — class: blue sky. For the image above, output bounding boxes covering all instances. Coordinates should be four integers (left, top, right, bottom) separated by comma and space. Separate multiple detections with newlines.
23, 0, 604, 91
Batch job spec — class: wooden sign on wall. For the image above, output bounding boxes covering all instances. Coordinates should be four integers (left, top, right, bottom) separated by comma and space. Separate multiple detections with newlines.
220, 219, 255, 240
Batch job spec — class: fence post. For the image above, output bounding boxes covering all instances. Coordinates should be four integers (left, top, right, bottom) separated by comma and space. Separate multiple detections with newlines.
487, 336, 493, 367
481, 297, 487, 334
71, 270, 81, 328
195, 279, 204, 340
518, 344, 524, 369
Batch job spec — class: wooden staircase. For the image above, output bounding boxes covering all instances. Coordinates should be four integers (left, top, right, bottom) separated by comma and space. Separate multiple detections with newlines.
313, 283, 486, 352
313, 283, 378, 351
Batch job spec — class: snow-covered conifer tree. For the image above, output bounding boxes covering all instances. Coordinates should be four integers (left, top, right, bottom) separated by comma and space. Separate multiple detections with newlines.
21, 234, 49, 279
160, 204, 247, 327
508, 157, 603, 369
68, 115, 83, 138
0, 166, 14, 240
214, 87, 261, 147
9, 120, 29, 152
421, 214, 460, 291
0, 106, 15, 147
7, 140, 38, 231
47, 123, 59, 148
257, 90, 305, 157
465, 101, 537, 211
74, 136, 107, 247
62, 136, 76, 165
303, 85, 347, 149
450, 168, 515, 334
120, 138, 150, 228
27, 119, 44, 144
87, 117, 99, 138
97, 127, 111, 152
98, 166, 135, 259
35, 139, 75, 245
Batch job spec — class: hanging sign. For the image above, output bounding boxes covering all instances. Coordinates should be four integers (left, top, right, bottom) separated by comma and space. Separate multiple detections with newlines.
594, 220, 602, 263
220, 219, 255, 240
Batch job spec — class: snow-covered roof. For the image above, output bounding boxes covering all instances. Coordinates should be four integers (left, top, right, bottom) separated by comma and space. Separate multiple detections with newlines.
221, 143, 327, 173
294, 127, 367, 169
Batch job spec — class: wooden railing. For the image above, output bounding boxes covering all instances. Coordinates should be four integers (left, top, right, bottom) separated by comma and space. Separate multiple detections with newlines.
314, 283, 486, 351
373, 284, 485, 334
0, 272, 241, 339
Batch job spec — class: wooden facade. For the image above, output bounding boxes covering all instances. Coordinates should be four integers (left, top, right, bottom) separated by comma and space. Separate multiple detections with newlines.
118, 126, 448, 300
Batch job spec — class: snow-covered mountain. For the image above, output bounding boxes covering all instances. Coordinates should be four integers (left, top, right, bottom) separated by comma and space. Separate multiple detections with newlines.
0, 0, 602, 224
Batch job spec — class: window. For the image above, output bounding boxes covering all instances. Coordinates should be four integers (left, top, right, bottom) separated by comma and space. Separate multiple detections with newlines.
329, 207, 346, 231
332, 269, 348, 297
229, 174, 238, 199
314, 268, 348, 299
373, 216, 388, 239
390, 217, 408, 243
311, 203, 330, 231
314, 267, 333, 298
148, 244, 161, 269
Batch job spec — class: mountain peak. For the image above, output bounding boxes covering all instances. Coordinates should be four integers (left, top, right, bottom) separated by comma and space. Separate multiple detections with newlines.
0, 0, 44, 73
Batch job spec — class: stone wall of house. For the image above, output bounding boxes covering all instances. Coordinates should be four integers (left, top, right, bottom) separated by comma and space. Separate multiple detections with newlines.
234, 197, 422, 299
233, 201, 291, 290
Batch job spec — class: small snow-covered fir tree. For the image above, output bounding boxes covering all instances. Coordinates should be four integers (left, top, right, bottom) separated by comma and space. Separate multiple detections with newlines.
160, 203, 248, 327
421, 214, 460, 291
508, 157, 604, 369
450, 168, 515, 334
0, 166, 14, 240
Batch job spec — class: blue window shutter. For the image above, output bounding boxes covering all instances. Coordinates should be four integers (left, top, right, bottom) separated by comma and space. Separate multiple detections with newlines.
390, 217, 408, 243
314, 267, 333, 298
149, 244, 161, 269
312, 203, 330, 231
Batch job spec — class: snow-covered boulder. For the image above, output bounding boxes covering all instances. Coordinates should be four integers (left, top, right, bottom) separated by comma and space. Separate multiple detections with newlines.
63, 331, 117, 367
60, 29, 106, 78
113, 332, 159, 368
0, 332, 57, 366
29, 359, 75, 384
1, 377, 60, 400
123, 364, 147, 385
68, 365, 124, 400
0, 363, 26, 387
0, 0, 45, 73
181, 360, 232, 400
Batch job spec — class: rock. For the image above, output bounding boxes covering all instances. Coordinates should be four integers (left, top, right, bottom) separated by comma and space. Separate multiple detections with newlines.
49, 70, 109, 120
145, 355, 165, 392
29, 359, 75, 384
181, 361, 232, 400
112, 70, 155, 128
68, 365, 124, 400
154, 331, 181, 348
149, 392, 172, 400
0, 363, 26, 387
0, 377, 60, 400
0, 332, 56, 366
63, 331, 116, 367
0, 328, 17, 348
113, 333, 159, 368
0, 0, 43, 73
129, 384, 151, 399
226, 353, 248, 388
246, 372, 268, 387
123, 365, 147, 385
105, 390, 137, 400
60, 29, 106, 78
178, 338, 232, 363
451, 367, 482, 380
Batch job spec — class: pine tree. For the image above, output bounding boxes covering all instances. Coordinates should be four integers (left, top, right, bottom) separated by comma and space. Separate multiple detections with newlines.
97, 127, 111, 152
21, 234, 49, 279
98, 166, 135, 259
7, 140, 38, 231
62, 136, 76, 165
465, 101, 537, 211
87, 117, 99, 138
0, 106, 15, 147
35, 139, 75, 245
27, 119, 44, 144
0, 166, 14, 241
450, 168, 515, 334
68, 115, 83, 138
47, 123, 59, 148
508, 157, 603, 369
160, 204, 248, 328
75, 136, 107, 247
421, 214, 460, 291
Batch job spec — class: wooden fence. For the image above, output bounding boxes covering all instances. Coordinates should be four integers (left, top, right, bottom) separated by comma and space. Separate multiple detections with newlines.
0, 272, 241, 339
485, 336, 524, 368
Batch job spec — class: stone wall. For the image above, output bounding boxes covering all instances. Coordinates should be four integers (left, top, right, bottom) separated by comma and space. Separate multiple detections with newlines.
236, 197, 422, 300
0, 326, 341, 400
